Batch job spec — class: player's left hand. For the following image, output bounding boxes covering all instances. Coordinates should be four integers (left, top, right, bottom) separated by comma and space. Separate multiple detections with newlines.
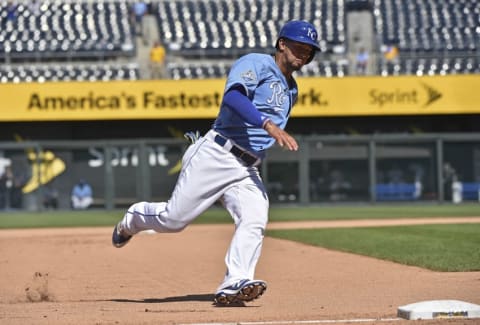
263, 120, 298, 151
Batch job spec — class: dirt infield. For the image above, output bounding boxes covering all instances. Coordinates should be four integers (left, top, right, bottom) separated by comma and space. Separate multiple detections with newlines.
1, 218, 479, 325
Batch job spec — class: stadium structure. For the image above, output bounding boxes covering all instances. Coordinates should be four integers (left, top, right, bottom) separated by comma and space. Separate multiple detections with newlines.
0, 0, 479, 209
1, 0, 479, 138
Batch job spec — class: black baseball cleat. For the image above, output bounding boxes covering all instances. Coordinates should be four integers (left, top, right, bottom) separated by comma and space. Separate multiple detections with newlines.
112, 222, 132, 248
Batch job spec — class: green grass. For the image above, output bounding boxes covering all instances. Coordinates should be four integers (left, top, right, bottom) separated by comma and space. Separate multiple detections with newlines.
1, 204, 479, 272
0, 210, 122, 228
267, 224, 480, 272
266, 203, 480, 221
0, 204, 479, 229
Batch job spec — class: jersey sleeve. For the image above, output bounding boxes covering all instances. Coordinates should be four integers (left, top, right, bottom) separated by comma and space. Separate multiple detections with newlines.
224, 55, 263, 98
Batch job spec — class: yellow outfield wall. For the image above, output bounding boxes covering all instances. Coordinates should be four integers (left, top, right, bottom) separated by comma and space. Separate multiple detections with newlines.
0, 74, 479, 121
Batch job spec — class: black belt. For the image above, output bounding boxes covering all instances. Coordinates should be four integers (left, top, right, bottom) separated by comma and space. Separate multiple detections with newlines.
214, 134, 259, 166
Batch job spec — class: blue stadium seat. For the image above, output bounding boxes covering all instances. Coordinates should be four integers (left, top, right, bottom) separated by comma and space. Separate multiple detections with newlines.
460, 183, 480, 200
375, 183, 421, 201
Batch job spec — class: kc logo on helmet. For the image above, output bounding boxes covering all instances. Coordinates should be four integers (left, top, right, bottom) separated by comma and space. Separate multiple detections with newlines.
307, 28, 317, 41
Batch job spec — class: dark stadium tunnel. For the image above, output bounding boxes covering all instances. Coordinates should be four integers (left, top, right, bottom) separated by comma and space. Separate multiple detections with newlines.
2, 115, 480, 142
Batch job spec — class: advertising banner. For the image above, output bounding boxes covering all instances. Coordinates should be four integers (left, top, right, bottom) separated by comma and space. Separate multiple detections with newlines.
1, 75, 479, 121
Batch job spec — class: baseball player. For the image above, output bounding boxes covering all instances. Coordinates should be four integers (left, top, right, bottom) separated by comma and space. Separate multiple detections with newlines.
112, 20, 320, 305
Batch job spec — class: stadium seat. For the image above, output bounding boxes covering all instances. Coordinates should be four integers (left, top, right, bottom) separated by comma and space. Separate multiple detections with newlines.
155, 0, 347, 57
1, 0, 478, 81
460, 182, 480, 201
373, 0, 479, 53
373, 0, 479, 75
166, 58, 349, 80
375, 182, 422, 201
378, 56, 480, 76
0, 62, 140, 83
0, 1, 136, 61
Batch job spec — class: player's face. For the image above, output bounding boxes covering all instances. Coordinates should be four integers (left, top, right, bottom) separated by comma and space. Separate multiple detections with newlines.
284, 39, 314, 68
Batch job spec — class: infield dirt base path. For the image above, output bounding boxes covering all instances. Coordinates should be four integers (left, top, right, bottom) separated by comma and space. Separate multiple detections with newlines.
1, 218, 479, 325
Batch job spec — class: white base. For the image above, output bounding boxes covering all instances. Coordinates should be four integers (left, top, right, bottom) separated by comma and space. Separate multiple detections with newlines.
398, 300, 480, 320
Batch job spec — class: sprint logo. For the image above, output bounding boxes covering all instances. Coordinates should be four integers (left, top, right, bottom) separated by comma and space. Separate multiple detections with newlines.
22, 150, 66, 194
369, 82, 442, 108
12, 135, 66, 194
421, 82, 442, 107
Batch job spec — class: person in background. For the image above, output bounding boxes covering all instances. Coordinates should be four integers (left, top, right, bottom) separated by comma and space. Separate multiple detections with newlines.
329, 169, 352, 201
131, 1, 149, 43
43, 184, 59, 210
9, 166, 26, 209
0, 164, 26, 210
6, 1, 17, 22
28, 0, 41, 16
384, 45, 399, 62
0, 166, 12, 209
149, 40, 167, 79
71, 179, 93, 210
355, 47, 369, 75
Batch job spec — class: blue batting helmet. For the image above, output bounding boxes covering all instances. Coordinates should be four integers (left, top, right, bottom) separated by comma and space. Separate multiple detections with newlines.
275, 20, 320, 63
